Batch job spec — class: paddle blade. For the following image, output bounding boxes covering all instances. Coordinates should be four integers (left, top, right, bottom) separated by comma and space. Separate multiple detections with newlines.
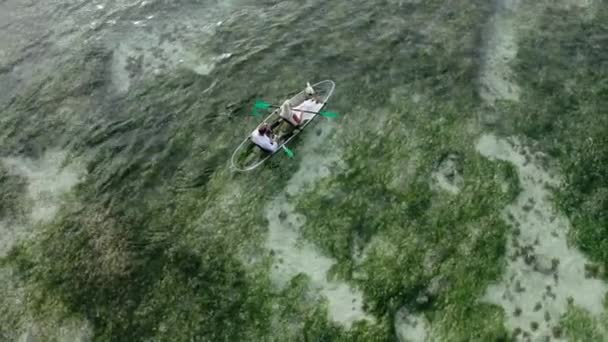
282, 145, 294, 158
254, 100, 272, 110
251, 100, 272, 116
320, 111, 339, 118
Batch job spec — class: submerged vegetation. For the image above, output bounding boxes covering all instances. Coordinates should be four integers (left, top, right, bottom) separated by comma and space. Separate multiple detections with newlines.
297, 100, 519, 340
496, 4, 608, 275
0, 0, 606, 341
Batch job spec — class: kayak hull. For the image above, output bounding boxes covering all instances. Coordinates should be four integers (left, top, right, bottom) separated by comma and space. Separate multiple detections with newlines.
230, 80, 335, 172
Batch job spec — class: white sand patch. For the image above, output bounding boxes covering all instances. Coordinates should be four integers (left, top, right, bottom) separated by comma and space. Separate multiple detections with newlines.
19, 319, 93, 342
0, 151, 92, 342
111, 42, 131, 93
554, 0, 597, 20
0, 151, 84, 256
479, 0, 521, 104
266, 198, 367, 327
109, 31, 221, 93
395, 307, 429, 342
2, 151, 83, 223
477, 134, 607, 340
432, 173, 460, 194
557, 0, 594, 9
431, 153, 463, 195
56, 320, 93, 342
0, 150, 89, 341
0, 220, 25, 258
264, 122, 371, 328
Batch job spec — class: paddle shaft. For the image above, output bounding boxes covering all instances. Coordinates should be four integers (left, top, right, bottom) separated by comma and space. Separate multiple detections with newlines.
265, 104, 327, 116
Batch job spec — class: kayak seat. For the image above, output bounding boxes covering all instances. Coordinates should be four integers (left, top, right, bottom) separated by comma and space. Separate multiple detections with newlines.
280, 116, 300, 127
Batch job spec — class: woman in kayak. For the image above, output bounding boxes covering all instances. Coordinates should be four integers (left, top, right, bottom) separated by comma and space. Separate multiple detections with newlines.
282, 96, 322, 126
250, 124, 279, 153
274, 82, 324, 141
279, 83, 322, 126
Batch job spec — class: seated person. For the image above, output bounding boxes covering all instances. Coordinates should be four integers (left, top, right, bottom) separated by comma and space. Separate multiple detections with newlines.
305, 82, 323, 103
274, 83, 325, 140
279, 99, 323, 127
250, 124, 279, 153
279, 100, 302, 126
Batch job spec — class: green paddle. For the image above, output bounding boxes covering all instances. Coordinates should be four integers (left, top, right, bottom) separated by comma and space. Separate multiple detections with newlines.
251, 100, 339, 118
250, 100, 270, 116
282, 145, 294, 158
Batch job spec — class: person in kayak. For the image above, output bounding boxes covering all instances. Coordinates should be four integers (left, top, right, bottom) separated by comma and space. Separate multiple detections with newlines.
279, 100, 302, 126
250, 124, 279, 153
305, 82, 323, 103
274, 82, 323, 140
278, 84, 322, 126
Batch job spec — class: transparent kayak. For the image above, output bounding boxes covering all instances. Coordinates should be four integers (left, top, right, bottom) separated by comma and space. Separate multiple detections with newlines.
230, 80, 336, 172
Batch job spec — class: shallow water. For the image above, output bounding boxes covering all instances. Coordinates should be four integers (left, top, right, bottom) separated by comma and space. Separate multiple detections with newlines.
1, 0, 607, 340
